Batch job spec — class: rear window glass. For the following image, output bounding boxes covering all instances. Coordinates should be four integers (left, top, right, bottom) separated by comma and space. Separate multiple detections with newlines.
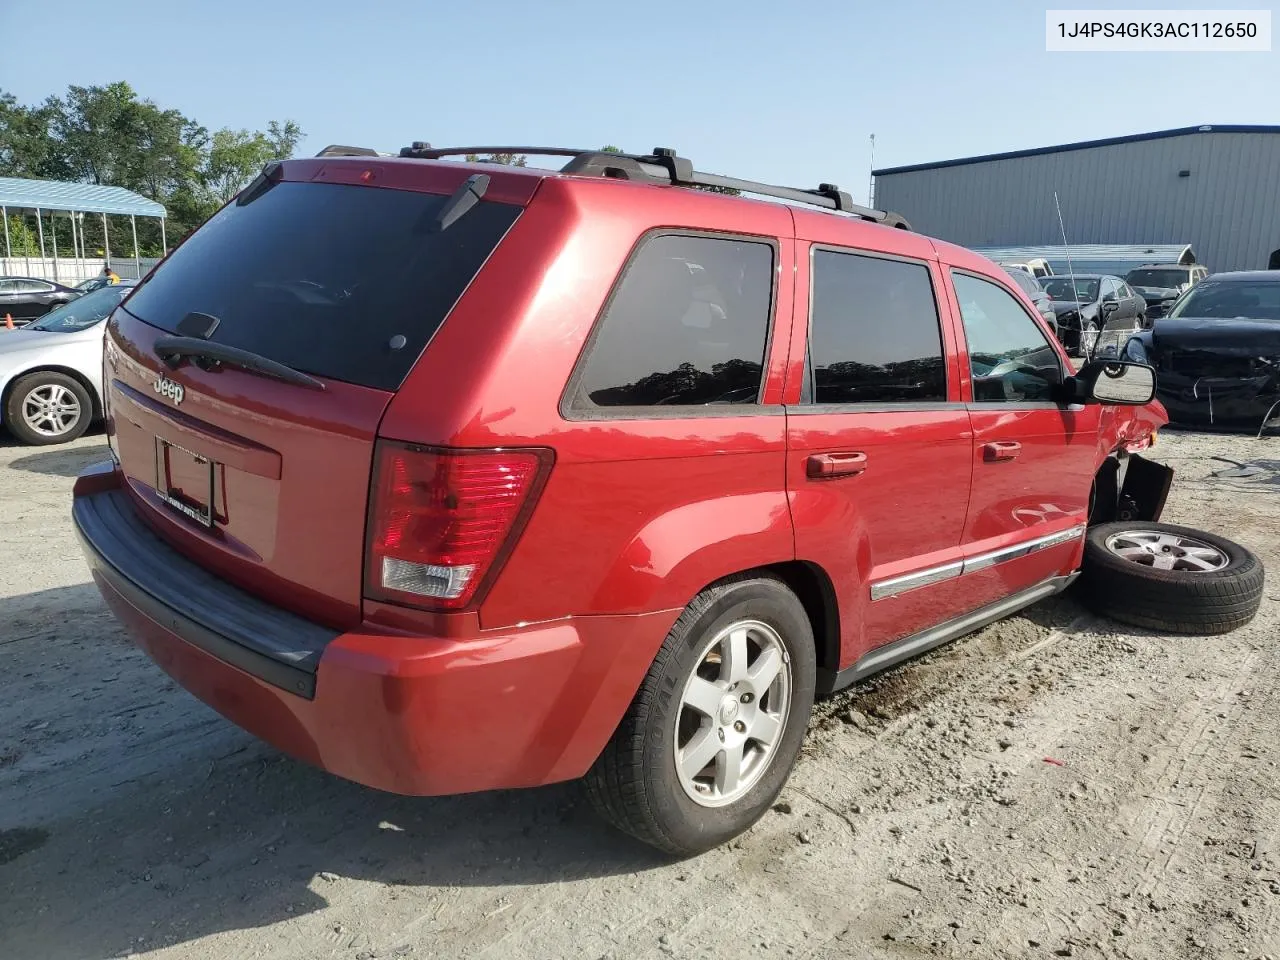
1126, 268, 1188, 289
121, 180, 521, 391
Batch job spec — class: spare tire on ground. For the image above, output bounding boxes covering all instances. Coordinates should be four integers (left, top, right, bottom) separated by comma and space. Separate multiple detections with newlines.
1079, 521, 1265, 635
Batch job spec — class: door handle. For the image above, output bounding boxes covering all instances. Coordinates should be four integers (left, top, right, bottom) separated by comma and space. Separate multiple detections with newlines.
983, 441, 1022, 462
806, 452, 868, 479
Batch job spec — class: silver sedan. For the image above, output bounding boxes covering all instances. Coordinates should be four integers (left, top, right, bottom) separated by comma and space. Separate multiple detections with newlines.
0, 282, 136, 445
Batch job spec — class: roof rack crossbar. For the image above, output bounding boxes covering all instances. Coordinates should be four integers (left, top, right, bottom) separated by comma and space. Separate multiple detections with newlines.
391, 143, 911, 227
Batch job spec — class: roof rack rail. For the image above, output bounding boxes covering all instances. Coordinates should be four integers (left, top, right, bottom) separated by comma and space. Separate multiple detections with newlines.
394, 142, 911, 228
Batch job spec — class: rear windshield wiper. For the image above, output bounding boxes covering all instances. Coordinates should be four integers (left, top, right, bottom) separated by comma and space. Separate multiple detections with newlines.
433, 173, 490, 232
153, 336, 326, 390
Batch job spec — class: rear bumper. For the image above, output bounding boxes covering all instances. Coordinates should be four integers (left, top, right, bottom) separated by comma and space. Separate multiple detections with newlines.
73, 462, 676, 796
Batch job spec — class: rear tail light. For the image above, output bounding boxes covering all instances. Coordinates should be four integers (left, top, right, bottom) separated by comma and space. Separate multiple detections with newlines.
364, 442, 552, 611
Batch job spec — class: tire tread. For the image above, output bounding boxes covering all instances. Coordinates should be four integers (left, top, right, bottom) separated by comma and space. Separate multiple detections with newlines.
1080, 521, 1264, 635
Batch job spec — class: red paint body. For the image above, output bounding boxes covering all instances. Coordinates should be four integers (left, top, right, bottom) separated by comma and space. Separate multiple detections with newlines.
76, 157, 1167, 797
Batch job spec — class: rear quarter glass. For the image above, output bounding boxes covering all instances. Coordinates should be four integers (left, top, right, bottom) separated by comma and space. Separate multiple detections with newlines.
120, 181, 522, 391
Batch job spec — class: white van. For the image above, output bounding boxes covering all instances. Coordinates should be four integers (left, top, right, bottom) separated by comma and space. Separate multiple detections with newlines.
999, 258, 1054, 279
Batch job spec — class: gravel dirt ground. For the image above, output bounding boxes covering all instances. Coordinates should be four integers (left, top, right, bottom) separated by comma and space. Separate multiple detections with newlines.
1, 427, 1277, 960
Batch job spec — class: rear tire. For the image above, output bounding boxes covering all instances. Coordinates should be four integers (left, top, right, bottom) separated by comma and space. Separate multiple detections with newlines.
1079, 521, 1264, 635
4, 371, 93, 446
585, 576, 817, 857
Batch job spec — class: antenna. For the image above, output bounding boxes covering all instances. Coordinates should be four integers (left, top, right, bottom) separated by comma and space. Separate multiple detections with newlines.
1053, 190, 1085, 355
868, 134, 876, 208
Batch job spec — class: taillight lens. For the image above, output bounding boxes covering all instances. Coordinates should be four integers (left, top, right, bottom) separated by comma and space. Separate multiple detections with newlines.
364, 442, 551, 611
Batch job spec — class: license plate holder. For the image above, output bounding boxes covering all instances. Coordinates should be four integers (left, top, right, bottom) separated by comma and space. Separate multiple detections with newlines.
155, 438, 216, 528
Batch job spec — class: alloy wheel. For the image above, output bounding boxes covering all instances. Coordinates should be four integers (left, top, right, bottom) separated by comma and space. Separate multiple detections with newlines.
674, 619, 792, 807
21, 383, 82, 438
1104, 530, 1229, 572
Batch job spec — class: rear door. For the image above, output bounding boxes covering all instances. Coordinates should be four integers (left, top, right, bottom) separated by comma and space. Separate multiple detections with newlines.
1119, 281, 1144, 322
947, 269, 1098, 606
0, 280, 18, 320
102, 167, 530, 628
8, 280, 51, 320
786, 237, 974, 667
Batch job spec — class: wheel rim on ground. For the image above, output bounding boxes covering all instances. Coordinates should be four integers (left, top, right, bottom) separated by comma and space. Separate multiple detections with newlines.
674, 619, 792, 807
21, 383, 82, 438
1103, 530, 1229, 572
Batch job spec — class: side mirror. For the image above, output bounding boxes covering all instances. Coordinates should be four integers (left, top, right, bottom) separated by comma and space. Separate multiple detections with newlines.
1102, 300, 1119, 314
1071, 359, 1156, 405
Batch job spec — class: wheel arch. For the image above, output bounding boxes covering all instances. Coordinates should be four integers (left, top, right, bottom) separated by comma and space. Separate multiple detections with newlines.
1, 364, 102, 421
702, 560, 842, 696
1089, 450, 1173, 526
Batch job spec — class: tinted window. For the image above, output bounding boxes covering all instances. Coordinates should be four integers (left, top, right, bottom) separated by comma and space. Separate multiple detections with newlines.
1127, 268, 1188, 289
120, 180, 521, 391
1042, 277, 1099, 302
0, 281, 15, 293
1168, 280, 1280, 321
15, 279, 51, 292
952, 273, 1062, 403
573, 234, 773, 408
808, 251, 946, 404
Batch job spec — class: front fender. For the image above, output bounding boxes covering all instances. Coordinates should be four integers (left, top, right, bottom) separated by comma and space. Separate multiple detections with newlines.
589, 491, 794, 613
1096, 397, 1168, 464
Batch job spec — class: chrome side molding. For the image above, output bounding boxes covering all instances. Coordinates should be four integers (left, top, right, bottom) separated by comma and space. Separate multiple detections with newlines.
870, 525, 1086, 601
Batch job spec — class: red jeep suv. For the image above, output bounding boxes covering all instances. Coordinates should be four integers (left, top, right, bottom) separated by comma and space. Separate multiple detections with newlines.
75, 144, 1179, 856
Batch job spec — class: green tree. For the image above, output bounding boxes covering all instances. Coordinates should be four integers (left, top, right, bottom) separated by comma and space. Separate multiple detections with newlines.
0, 83, 304, 254
0, 93, 47, 177
2, 215, 40, 256
464, 152, 527, 166
203, 128, 279, 205
265, 120, 303, 161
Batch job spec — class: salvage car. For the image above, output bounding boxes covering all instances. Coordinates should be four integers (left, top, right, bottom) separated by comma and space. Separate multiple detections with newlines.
71, 146, 1265, 856
1041, 274, 1146, 357
0, 281, 136, 444
1124, 263, 1209, 322
0, 276, 80, 325
1122, 270, 1280, 434
1001, 265, 1057, 334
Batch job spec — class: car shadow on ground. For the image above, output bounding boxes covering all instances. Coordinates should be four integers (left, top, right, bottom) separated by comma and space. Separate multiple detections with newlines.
3, 435, 108, 476
0, 583, 665, 959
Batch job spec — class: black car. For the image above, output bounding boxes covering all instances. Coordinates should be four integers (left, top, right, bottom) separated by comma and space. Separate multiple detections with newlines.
1001, 265, 1058, 334
1124, 264, 1209, 322
1040, 274, 1146, 357
1122, 271, 1280, 434
0, 277, 80, 326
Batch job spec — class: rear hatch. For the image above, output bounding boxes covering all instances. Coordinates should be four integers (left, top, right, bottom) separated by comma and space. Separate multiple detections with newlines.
103, 160, 531, 628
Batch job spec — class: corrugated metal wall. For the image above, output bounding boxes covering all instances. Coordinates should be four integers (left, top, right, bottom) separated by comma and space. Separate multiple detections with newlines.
873, 132, 1280, 273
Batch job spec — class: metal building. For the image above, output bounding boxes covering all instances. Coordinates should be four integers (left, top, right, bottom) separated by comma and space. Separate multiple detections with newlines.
872, 125, 1280, 274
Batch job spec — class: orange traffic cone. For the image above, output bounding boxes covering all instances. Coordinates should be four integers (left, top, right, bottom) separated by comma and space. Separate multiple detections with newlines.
3, 314, 13, 330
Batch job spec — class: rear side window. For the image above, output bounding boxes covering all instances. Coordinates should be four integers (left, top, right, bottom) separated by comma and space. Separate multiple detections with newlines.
807, 250, 947, 404
120, 180, 521, 391
571, 234, 774, 409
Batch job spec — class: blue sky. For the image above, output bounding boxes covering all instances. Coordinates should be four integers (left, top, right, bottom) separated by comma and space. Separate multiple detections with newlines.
2, 0, 1276, 204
